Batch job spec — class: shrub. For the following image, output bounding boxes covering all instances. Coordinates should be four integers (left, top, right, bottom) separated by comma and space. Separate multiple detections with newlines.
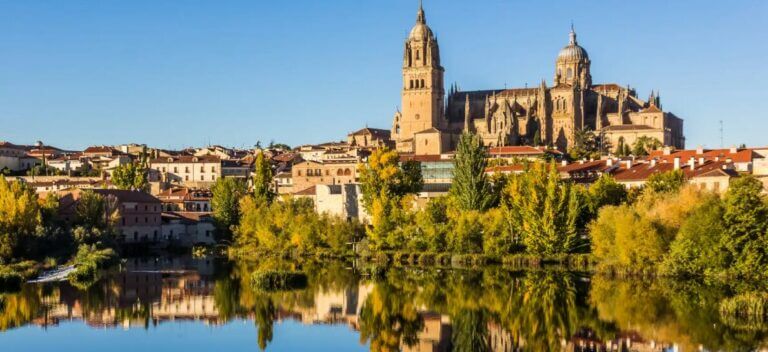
251, 270, 308, 292
719, 292, 768, 322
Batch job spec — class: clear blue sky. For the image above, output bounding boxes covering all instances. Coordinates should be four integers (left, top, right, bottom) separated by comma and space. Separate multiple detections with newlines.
1, 0, 765, 150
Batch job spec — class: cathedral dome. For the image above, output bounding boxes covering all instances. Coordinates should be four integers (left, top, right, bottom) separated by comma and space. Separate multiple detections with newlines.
557, 29, 588, 62
408, 3, 434, 42
409, 23, 434, 41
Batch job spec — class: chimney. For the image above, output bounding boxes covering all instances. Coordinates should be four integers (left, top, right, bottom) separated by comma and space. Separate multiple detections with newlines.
607, 158, 614, 167
625, 160, 633, 169
650, 159, 657, 168
696, 145, 704, 155
561, 160, 568, 167
673, 157, 681, 170
730, 145, 738, 154
663, 146, 672, 156
688, 157, 696, 169
698, 157, 705, 165
579, 159, 585, 165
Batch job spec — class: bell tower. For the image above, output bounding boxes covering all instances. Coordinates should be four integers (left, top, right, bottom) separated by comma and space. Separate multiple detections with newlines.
394, 1, 445, 148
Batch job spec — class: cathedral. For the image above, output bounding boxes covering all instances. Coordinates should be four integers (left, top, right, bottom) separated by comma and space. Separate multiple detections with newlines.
391, 4, 685, 155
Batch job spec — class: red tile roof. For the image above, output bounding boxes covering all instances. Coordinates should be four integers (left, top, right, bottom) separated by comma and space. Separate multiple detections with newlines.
647, 148, 757, 164
293, 185, 316, 196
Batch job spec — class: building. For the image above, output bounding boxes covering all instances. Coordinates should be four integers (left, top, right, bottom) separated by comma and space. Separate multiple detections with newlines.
488, 146, 564, 163
347, 128, 393, 149
294, 184, 369, 222
391, 4, 685, 154
613, 158, 739, 192
155, 187, 213, 212
161, 212, 216, 246
148, 155, 222, 188
291, 159, 358, 195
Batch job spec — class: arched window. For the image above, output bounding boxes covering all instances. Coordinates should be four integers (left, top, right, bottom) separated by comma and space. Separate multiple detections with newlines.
337, 169, 343, 176
567, 68, 573, 79
415, 50, 420, 60
395, 125, 400, 134
344, 169, 351, 176
410, 80, 414, 89
421, 79, 425, 88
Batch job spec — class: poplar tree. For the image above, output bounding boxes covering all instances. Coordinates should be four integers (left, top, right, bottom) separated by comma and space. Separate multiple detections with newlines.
252, 151, 274, 203
449, 132, 494, 211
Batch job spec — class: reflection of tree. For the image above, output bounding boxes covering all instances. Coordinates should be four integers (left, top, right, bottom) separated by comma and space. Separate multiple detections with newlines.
452, 308, 490, 352
253, 293, 276, 351
359, 274, 424, 352
0, 285, 46, 331
590, 276, 768, 351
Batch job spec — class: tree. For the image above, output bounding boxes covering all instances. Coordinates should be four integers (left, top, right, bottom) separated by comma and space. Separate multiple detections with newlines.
632, 136, 662, 156
587, 174, 627, 213
721, 176, 768, 277
502, 162, 583, 255
358, 148, 422, 213
646, 170, 686, 194
449, 132, 494, 211
568, 129, 599, 160
358, 148, 422, 249
532, 130, 542, 147
111, 163, 148, 191
75, 190, 107, 229
252, 152, 274, 203
0, 176, 41, 262
211, 177, 248, 239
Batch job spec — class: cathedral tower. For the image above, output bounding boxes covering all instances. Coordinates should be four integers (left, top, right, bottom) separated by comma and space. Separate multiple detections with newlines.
555, 26, 591, 89
393, 2, 445, 148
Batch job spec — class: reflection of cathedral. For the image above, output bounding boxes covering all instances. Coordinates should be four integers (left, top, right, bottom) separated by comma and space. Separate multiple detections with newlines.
392, 3, 685, 155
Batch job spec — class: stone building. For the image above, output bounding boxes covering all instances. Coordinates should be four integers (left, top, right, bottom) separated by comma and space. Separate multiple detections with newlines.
392, 4, 685, 155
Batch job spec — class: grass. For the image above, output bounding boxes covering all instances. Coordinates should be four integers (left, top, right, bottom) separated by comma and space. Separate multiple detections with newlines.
719, 292, 768, 323
69, 245, 119, 288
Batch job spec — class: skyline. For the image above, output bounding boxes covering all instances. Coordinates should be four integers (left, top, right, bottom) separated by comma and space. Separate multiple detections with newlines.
1, 0, 766, 150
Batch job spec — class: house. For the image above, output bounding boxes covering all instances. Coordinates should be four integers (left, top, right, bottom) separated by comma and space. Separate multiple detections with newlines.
291, 159, 358, 195
156, 187, 213, 212
148, 155, 222, 188
293, 184, 369, 222
161, 212, 216, 246
83, 146, 120, 158
613, 157, 739, 192
647, 146, 760, 173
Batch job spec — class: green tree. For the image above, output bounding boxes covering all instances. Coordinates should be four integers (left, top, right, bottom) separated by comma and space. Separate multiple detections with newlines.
111, 163, 148, 191
632, 136, 662, 156
587, 174, 627, 213
646, 169, 686, 194
532, 129, 542, 146
211, 177, 248, 239
449, 132, 494, 211
502, 162, 583, 255
75, 190, 107, 229
721, 176, 768, 278
252, 152, 274, 203
568, 128, 599, 160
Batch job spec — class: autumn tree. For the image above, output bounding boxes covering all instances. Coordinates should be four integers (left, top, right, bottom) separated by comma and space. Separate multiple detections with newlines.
0, 176, 42, 262
568, 128, 599, 160
646, 169, 686, 194
631, 136, 662, 156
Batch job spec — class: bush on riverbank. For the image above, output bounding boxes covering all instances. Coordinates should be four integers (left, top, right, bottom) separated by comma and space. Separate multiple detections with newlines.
69, 245, 119, 288
591, 175, 768, 282
251, 270, 308, 291
719, 292, 768, 323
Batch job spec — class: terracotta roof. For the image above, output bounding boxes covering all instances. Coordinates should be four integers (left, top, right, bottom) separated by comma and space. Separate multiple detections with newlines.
272, 153, 298, 163
602, 124, 656, 132
488, 146, 563, 156
558, 160, 612, 173
293, 185, 316, 196
647, 148, 757, 164
613, 160, 737, 182
162, 211, 213, 222
83, 146, 116, 154
641, 104, 662, 113
349, 128, 391, 138
413, 127, 442, 134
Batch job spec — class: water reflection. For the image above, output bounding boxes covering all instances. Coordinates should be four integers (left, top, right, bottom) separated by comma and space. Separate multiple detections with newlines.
1, 258, 767, 351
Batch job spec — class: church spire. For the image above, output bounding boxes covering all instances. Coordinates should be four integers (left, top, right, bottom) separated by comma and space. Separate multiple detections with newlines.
417, 0, 426, 24
569, 22, 578, 45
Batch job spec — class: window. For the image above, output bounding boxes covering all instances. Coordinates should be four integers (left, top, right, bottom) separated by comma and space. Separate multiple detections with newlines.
421, 79, 425, 88
567, 68, 573, 78
185, 175, 189, 181
185, 167, 189, 173
211, 166, 216, 172
200, 166, 205, 172
415, 50, 420, 60
200, 175, 204, 181
410, 80, 414, 89
298, 170, 302, 176
173, 167, 178, 173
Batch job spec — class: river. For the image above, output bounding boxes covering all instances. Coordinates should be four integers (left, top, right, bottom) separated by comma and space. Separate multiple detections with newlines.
0, 256, 766, 351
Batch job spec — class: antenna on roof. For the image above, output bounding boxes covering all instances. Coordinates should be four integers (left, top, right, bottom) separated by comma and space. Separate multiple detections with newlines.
719, 120, 724, 148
